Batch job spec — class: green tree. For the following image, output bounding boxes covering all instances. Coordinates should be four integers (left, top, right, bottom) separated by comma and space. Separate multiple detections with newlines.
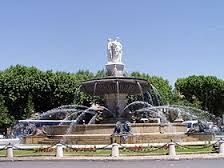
0, 95, 13, 128
171, 89, 202, 108
24, 94, 35, 118
0, 65, 90, 119
175, 75, 224, 116
95, 69, 107, 78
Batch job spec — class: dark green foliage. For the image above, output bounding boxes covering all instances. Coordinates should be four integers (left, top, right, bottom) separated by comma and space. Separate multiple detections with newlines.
175, 75, 224, 116
24, 94, 35, 118
95, 69, 107, 78
170, 87, 202, 109
0, 65, 94, 122
0, 95, 13, 128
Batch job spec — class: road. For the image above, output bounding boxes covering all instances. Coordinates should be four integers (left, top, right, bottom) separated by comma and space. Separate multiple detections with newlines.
1, 159, 224, 168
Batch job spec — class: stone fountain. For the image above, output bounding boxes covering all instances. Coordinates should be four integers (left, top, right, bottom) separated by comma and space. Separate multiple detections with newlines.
80, 38, 150, 120
15, 38, 215, 145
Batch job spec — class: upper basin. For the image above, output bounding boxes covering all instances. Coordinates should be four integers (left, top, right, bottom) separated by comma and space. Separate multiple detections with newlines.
80, 77, 150, 96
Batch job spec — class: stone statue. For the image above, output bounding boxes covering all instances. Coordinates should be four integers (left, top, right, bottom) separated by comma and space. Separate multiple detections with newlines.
107, 38, 123, 63
113, 121, 131, 135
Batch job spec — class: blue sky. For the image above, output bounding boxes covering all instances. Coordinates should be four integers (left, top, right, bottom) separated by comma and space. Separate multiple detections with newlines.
0, 1, 224, 85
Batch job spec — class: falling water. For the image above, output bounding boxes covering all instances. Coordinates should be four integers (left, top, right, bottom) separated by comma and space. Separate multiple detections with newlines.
39, 105, 88, 120
150, 84, 162, 106
93, 82, 98, 103
167, 122, 176, 134
123, 101, 152, 112
59, 110, 82, 126
116, 81, 120, 116
137, 81, 144, 101
60, 107, 96, 143
145, 91, 154, 105
60, 120, 77, 144
93, 82, 97, 96
88, 114, 98, 124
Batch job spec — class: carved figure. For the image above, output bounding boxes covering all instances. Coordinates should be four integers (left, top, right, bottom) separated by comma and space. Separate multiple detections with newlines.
107, 38, 123, 63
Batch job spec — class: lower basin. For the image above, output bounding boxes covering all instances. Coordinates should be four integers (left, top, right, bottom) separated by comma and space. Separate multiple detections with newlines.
22, 123, 215, 145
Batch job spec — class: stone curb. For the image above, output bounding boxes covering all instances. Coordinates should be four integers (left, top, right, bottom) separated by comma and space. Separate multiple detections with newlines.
1, 154, 224, 162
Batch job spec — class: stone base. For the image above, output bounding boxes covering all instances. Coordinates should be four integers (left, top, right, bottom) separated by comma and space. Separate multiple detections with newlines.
22, 123, 215, 145
43, 123, 187, 135
23, 132, 215, 145
105, 63, 125, 77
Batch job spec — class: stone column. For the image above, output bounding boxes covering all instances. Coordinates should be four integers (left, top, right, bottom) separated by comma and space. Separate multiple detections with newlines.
219, 140, 224, 154
6, 144, 13, 159
168, 142, 176, 156
56, 144, 64, 157
104, 93, 128, 117
111, 143, 119, 157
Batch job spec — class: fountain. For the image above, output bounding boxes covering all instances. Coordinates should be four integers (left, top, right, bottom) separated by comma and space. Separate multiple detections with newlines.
13, 38, 216, 145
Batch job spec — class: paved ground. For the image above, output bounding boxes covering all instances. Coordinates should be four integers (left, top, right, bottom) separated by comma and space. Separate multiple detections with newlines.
1, 159, 224, 168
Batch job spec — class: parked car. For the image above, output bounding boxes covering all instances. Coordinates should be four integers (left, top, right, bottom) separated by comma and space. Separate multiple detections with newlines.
182, 120, 198, 131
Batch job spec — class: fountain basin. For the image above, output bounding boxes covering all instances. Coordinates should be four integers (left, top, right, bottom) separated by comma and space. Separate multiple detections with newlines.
43, 123, 187, 135
0, 138, 20, 145
22, 123, 215, 145
80, 77, 150, 96
23, 133, 214, 145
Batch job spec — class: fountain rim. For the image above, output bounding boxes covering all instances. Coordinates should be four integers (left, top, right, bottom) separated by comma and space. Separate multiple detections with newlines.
80, 76, 151, 85
80, 76, 151, 96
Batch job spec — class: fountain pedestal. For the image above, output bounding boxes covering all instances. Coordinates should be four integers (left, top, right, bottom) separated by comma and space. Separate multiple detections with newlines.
105, 63, 125, 77
104, 93, 128, 117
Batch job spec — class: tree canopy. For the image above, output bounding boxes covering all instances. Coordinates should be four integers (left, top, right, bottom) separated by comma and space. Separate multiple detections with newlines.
0, 95, 13, 128
175, 75, 224, 116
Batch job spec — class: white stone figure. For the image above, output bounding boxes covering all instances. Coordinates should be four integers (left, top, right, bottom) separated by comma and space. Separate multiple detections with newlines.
107, 38, 123, 63
107, 38, 113, 62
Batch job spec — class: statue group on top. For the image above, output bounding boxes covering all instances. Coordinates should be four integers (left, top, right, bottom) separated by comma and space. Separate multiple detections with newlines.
107, 38, 123, 64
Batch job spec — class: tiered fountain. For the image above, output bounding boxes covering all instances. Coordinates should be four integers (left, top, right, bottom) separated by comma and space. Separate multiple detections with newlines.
17, 38, 215, 145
